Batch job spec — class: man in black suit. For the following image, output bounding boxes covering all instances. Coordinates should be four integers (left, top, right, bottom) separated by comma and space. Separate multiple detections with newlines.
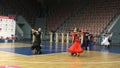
82, 30, 89, 50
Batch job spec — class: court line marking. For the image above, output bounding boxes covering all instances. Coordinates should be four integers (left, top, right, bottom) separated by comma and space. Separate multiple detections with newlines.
30, 52, 67, 56
0, 51, 29, 57
0, 60, 120, 64
0, 50, 67, 57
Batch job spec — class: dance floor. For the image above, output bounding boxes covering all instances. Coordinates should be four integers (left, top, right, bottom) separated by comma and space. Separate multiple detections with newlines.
0, 42, 120, 68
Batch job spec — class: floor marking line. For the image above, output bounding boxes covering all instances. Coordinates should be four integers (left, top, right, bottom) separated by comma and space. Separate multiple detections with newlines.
0, 60, 120, 64
0, 51, 29, 57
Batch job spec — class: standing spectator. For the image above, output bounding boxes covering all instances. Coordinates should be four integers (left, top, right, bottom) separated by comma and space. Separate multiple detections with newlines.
11, 34, 15, 43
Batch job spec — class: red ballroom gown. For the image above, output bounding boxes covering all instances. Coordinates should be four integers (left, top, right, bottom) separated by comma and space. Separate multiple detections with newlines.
68, 35, 83, 53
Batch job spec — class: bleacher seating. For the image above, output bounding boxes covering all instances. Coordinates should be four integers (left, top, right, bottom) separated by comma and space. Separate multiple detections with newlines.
2, 0, 41, 27
1, 0, 120, 37
45, 0, 84, 33
62, 0, 120, 36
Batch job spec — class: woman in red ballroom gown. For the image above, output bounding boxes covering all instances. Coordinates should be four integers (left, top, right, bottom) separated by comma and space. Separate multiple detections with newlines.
68, 33, 83, 56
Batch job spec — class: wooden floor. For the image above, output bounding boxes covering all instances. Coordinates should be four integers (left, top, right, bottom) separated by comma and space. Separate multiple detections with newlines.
0, 43, 120, 68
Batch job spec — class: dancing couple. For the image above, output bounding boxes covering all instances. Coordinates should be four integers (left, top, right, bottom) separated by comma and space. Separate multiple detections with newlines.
68, 28, 83, 57
31, 28, 42, 55
101, 32, 112, 48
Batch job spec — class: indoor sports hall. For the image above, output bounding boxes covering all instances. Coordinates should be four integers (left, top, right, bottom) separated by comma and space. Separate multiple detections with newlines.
0, 0, 120, 68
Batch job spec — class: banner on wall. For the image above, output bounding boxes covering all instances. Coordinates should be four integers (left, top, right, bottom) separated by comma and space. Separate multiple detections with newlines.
0, 16, 16, 39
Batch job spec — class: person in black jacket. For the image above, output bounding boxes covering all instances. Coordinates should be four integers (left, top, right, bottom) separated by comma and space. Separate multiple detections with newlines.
81, 30, 89, 50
